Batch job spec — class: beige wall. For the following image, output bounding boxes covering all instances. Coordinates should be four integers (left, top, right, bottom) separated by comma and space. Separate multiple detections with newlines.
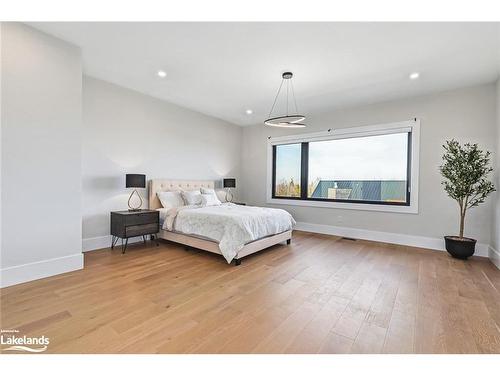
82, 77, 242, 243
1, 23, 83, 284
241, 84, 497, 245
491, 79, 500, 266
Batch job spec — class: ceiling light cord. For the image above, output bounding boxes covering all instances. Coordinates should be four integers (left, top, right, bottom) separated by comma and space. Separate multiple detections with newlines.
286, 79, 289, 116
267, 78, 285, 119
290, 79, 299, 114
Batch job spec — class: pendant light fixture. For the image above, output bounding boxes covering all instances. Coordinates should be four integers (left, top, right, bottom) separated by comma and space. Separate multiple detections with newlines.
264, 71, 306, 128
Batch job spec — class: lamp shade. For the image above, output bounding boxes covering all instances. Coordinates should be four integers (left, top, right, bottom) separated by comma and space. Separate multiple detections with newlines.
223, 178, 236, 188
126, 174, 146, 188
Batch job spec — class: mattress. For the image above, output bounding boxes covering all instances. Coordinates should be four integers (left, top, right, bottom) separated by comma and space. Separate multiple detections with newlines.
157, 203, 295, 263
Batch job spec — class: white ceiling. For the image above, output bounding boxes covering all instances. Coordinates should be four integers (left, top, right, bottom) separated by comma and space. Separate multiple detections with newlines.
30, 22, 500, 126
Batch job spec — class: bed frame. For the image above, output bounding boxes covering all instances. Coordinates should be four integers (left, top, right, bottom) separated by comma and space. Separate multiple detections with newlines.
149, 179, 292, 265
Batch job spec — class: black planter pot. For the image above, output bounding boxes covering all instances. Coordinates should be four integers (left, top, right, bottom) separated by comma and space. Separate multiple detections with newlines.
444, 236, 477, 259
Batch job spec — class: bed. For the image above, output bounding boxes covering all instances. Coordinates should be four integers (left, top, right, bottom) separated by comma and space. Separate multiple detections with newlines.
149, 179, 295, 265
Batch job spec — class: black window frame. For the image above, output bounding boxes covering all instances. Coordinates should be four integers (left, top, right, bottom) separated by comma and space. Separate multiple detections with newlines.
271, 131, 412, 207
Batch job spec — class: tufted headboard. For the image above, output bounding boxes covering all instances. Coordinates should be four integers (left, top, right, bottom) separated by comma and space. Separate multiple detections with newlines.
148, 179, 215, 210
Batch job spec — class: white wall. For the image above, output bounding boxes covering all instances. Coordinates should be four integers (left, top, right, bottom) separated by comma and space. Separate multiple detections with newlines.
241, 84, 497, 255
0, 23, 3, 276
491, 79, 500, 268
82, 76, 242, 250
1, 23, 83, 287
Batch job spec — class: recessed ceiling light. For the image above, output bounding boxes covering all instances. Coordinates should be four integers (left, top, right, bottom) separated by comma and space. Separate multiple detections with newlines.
157, 70, 167, 78
245, 109, 253, 115
409, 72, 420, 80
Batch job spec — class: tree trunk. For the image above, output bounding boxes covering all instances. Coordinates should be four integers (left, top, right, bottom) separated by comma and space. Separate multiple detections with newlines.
459, 212, 465, 238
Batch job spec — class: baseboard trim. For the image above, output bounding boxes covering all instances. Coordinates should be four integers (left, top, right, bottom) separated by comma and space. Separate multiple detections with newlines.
294, 222, 490, 258
489, 246, 500, 269
1, 253, 83, 288
82, 235, 144, 252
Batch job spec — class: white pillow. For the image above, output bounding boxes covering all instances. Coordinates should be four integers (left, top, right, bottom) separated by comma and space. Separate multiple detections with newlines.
200, 187, 222, 205
200, 187, 215, 194
201, 193, 222, 207
182, 190, 202, 205
157, 190, 184, 209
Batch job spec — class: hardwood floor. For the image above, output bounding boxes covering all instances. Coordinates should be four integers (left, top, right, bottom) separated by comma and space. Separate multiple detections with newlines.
1, 230, 500, 354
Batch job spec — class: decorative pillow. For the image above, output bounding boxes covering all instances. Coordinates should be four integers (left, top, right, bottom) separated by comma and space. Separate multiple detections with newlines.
200, 187, 215, 194
200, 187, 222, 205
201, 193, 222, 207
157, 190, 184, 209
182, 190, 202, 205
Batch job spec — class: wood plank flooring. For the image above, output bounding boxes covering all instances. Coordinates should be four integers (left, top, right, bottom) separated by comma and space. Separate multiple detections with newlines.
1, 230, 500, 354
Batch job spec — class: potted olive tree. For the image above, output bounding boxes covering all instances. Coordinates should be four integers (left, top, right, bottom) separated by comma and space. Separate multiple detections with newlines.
439, 140, 495, 259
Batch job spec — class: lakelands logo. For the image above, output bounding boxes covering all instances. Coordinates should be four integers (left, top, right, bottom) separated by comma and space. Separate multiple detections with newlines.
1, 329, 49, 353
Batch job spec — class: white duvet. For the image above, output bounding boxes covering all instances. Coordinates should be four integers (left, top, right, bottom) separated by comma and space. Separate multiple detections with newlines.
161, 203, 295, 263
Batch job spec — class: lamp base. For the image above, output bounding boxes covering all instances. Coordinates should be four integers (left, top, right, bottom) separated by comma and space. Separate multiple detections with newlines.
225, 188, 234, 203
128, 189, 143, 211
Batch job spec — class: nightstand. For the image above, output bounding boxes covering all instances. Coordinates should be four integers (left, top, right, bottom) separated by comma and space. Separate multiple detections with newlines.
110, 210, 159, 253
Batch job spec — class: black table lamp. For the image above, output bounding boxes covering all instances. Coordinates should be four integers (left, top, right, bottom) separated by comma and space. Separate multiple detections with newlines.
223, 178, 236, 203
126, 174, 146, 211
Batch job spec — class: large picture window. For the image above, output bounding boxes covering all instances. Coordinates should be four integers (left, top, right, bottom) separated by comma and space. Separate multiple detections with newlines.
269, 120, 419, 213
273, 143, 302, 198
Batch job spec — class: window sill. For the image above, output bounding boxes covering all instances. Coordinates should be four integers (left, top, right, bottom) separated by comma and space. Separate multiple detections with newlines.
267, 198, 418, 214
